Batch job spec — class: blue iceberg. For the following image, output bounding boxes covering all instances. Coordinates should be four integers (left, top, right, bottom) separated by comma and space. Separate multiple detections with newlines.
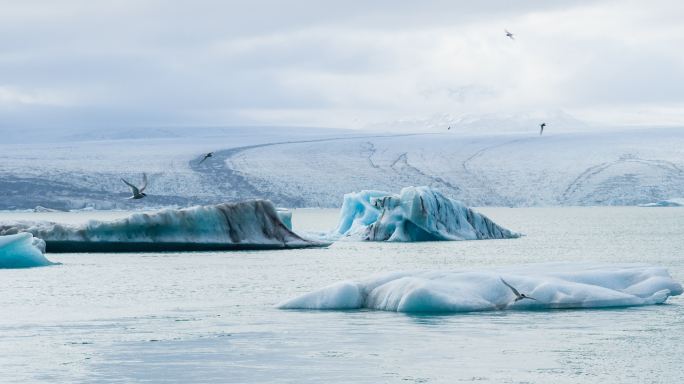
0, 233, 54, 268
276, 208, 293, 230
278, 263, 683, 312
334, 186, 519, 241
0, 200, 327, 252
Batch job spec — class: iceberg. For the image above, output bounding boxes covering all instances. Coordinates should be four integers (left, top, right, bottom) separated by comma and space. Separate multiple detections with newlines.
278, 263, 682, 313
638, 198, 684, 207
0, 200, 327, 252
276, 208, 293, 230
0, 233, 54, 268
334, 186, 519, 241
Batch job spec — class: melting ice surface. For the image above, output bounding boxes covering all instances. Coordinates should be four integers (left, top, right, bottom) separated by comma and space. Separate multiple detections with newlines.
639, 198, 684, 207
0, 232, 54, 268
334, 186, 519, 241
0, 200, 324, 252
278, 263, 682, 312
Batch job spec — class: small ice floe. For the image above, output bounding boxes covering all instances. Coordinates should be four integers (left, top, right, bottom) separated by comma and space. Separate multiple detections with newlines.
33, 206, 65, 213
638, 198, 684, 207
278, 263, 682, 313
0, 233, 55, 268
0, 200, 327, 252
333, 186, 519, 241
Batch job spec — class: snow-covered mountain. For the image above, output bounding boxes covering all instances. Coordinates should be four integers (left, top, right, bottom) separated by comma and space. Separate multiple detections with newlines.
1, 126, 683, 209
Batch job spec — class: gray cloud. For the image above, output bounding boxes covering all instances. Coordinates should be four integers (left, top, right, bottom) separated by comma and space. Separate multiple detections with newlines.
0, 0, 683, 137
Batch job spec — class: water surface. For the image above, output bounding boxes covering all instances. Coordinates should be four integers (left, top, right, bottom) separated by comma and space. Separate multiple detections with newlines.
0, 207, 682, 383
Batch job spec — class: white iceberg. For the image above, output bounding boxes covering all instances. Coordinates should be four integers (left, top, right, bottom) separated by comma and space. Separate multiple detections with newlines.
278, 263, 682, 313
638, 198, 684, 207
0, 233, 54, 268
334, 186, 519, 241
0, 200, 327, 252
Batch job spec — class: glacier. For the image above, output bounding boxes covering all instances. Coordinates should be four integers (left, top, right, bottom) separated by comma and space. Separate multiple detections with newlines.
0, 233, 54, 268
278, 263, 683, 313
0, 200, 327, 252
3, 127, 684, 209
334, 186, 519, 241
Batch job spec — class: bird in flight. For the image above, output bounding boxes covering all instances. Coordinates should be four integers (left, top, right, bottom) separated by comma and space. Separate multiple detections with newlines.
448, 126, 451, 130
505, 29, 515, 40
199, 152, 214, 164
121, 173, 148, 199
500, 278, 537, 303
540, 122, 546, 135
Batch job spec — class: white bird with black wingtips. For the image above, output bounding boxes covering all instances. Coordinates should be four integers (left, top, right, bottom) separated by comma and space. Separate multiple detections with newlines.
500, 277, 537, 303
121, 173, 148, 199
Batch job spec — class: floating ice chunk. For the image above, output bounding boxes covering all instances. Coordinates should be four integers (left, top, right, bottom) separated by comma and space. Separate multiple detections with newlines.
0, 233, 54, 268
283, 281, 365, 310
0, 200, 327, 252
33, 206, 64, 213
638, 198, 684, 207
278, 263, 682, 313
335, 190, 389, 237
276, 208, 293, 230
334, 186, 518, 241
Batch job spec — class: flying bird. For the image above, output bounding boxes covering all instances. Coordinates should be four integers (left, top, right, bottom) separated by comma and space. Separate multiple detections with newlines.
448, 126, 451, 130
540, 122, 546, 135
505, 29, 515, 40
500, 278, 537, 303
199, 152, 214, 164
121, 173, 148, 199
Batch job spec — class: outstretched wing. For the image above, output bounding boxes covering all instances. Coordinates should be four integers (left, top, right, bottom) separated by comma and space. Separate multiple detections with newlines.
140, 173, 148, 192
121, 178, 140, 195
199, 154, 209, 164
500, 278, 521, 296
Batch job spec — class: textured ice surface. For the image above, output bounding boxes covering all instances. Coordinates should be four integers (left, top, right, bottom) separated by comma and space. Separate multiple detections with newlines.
0, 200, 326, 252
279, 263, 683, 312
3, 128, 684, 210
335, 186, 518, 241
638, 198, 684, 207
0, 233, 53, 268
276, 208, 293, 230
227, 128, 684, 207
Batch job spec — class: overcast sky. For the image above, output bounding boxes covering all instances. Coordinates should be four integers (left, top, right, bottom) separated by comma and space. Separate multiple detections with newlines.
1, 0, 683, 134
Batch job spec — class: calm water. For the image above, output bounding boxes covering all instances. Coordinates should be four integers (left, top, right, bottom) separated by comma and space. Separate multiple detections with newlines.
1, 207, 683, 383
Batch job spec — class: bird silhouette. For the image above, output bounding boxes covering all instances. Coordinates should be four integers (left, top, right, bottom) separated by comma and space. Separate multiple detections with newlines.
505, 29, 515, 40
121, 173, 148, 199
540, 122, 546, 135
199, 152, 214, 164
500, 278, 537, 303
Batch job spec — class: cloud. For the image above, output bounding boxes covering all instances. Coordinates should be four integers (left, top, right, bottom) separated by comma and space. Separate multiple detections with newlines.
0, 0, 683, 135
